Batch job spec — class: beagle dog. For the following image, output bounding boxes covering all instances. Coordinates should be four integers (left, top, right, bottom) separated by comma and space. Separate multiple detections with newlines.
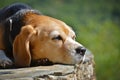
0, 3, 86, 68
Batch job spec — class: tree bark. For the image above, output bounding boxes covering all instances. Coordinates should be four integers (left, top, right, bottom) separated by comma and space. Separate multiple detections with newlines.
0, 50, 96, 80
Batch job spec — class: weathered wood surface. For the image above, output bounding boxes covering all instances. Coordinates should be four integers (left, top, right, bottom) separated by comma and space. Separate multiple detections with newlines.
0, 50, 96, 80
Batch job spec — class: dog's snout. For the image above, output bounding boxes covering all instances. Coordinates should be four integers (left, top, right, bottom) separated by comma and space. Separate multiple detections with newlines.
75, 47, 86, 56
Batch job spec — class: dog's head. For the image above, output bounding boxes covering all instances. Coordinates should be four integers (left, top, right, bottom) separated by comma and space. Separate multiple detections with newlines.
13, 13, 86, 67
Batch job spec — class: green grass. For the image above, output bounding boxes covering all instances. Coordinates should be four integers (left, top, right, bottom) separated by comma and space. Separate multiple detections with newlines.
0, 0, 120, 80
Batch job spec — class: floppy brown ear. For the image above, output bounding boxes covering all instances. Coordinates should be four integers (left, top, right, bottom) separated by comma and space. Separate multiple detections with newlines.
13, 25, 36, 67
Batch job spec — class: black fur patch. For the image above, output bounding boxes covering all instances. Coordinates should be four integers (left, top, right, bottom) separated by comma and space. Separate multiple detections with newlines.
0, 3, 41, 58
5, 9, 41, 41
0, 3, 32, 22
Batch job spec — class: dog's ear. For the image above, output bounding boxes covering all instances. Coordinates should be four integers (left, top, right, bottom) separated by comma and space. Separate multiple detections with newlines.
13, 25, 36, 67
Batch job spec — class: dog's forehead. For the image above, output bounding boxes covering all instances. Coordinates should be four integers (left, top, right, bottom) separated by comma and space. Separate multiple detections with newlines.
60, 22, 75, 36
50, 23, 75, 37
50, 17, 75, 36
36, 15, 75, 36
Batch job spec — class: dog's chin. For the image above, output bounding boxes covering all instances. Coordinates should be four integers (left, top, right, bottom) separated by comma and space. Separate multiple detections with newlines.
30, 54, 85, 66
31, 58, 53, 66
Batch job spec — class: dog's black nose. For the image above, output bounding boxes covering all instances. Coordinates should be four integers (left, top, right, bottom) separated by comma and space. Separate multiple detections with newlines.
75, 47, 86, 56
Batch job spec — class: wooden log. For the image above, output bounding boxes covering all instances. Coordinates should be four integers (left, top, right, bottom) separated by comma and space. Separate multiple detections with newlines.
0, 50, 96, 80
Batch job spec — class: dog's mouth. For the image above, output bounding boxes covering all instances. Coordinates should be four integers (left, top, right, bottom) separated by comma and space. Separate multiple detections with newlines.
71, 51, 86, 64
79, 54, 86, 64
31, 58, 53, 66
30, 52, 86, 66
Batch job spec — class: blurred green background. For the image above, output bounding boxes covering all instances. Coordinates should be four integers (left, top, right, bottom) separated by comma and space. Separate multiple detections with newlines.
0, 0, 120, 80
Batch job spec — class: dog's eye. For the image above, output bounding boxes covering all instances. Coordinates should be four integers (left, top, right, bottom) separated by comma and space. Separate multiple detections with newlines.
52, 35, 62, 40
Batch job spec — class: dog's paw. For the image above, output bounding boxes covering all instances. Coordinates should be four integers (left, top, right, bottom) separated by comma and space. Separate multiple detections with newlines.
0, 58, 13, 68
0, 50, 13, 68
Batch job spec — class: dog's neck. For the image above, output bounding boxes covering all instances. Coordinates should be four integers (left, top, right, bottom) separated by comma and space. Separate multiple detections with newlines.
2, 10, 41, 54
6, 9, 41, 42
